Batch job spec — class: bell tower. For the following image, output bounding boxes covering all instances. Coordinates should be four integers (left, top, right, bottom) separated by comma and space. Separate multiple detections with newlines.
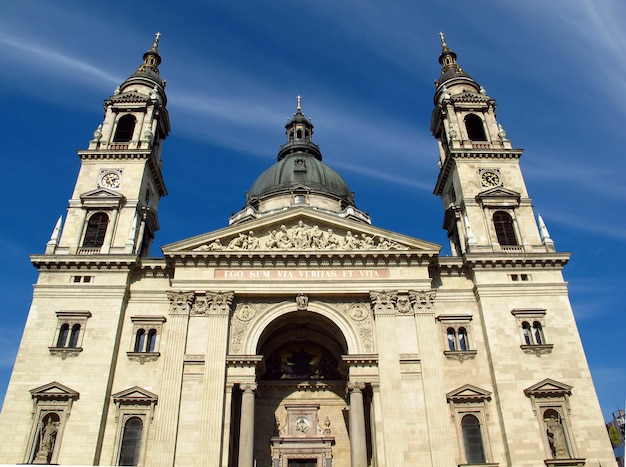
47, 34, 170, 257
431, 33, 554, 256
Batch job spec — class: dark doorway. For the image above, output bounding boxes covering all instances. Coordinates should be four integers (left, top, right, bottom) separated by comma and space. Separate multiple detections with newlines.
288, 460, 316, 467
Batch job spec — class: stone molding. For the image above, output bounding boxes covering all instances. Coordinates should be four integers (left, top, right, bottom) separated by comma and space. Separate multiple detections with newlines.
230, 299, 375, 355
48, 347, 83, 360
126, 352, 160, 364
444, 350, 477, 363
521, 344, 554, 357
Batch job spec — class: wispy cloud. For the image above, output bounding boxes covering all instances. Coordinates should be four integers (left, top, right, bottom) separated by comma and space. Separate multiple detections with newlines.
544, 210, 626, 242
0, 32, 120, 88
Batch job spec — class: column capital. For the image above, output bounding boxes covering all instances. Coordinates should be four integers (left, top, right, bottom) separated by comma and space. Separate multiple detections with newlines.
370, 291, 397, 316
192, 291, 234, 315
346, 381, 366, 394
239, 382, 257, 393
167, 291, 194, 315
409, 289, 437, 313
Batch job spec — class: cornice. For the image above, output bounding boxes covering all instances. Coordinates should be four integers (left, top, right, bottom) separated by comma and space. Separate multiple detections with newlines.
77, 150, 152, 160
31, 254, 138, 271
165, 250, 436, 269
464, 252, 570, 269
434, 149, 524, 195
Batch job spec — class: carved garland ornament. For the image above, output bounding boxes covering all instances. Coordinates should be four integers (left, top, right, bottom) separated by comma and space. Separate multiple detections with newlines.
192, 220, 406, 252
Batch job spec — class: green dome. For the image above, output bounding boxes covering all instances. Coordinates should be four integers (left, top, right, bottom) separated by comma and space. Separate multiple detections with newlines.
247, 152, 352, 202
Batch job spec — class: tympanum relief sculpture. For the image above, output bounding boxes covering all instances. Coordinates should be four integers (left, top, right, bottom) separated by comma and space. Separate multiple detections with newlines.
192, 220, 406, 252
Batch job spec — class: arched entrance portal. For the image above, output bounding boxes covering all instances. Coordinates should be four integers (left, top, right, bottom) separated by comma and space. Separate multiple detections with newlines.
254, 311, 349, 467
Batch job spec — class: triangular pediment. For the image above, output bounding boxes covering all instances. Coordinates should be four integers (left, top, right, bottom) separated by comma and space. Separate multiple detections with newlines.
451, 90, 491, 103
112, 386, 158, 404
80, 187, 126, 208
30, 381, 79, 401
524, 378, 572, 398
478, 186, 520, 198
476, 186, 521, 208
446, 384, 492, 403
108, 90, 150, 103
162, 208, 440, 255
80, 187, 126, 200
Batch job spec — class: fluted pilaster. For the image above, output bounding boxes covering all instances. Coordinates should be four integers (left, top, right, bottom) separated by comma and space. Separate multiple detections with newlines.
151, 291, 193, 467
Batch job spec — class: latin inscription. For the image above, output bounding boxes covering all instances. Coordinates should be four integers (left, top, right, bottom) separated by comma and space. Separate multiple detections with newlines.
214, 269, 389, 280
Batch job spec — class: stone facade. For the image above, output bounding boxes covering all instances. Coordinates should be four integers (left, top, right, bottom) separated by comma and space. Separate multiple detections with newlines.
0, 36, 617, 467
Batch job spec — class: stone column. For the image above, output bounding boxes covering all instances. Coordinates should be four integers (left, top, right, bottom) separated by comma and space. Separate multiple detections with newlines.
238, 383, 257, 467
100, 209, 118, 253
347, 381, 367, 467
151, 291, 193, 467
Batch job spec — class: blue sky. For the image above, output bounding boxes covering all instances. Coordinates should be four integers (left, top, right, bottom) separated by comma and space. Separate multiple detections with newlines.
0, 0, 624, 419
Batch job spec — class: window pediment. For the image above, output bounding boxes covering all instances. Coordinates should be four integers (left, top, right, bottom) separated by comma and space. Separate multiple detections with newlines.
476, 187, 520, 207
30, 382, 79, 401
112, 386, 158, 405
524, 379, 572, 398
80, 188, 126, 208
447, 384, 492, 403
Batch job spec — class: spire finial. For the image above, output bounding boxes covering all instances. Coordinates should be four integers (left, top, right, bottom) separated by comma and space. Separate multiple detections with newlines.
297, 95, 302, 112
439, 31, 447, 48
153, 32, 161, 49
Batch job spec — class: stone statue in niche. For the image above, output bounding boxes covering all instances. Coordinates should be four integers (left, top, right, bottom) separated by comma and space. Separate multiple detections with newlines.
545, 412, 569, 458
191, 221, 406, 252
33, 413, 60, 464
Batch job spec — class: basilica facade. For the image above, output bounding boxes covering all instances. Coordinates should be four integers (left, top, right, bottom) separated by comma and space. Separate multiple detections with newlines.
0, 36, 617, 467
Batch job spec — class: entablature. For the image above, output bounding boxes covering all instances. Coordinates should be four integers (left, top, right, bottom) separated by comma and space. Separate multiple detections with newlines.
31, 254, 138, 271
464, 252, 570, 270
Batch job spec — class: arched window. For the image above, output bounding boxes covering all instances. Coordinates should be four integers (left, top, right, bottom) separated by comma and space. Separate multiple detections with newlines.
533, 321, 544, 345
447, 328, 456, 351
493, 211, 517, 246
458, 327, 468, 351
522, 321, 532, 345
68, 324, 81, 348
147, 329, 157, 352
57, 324, 69, 347
134, 329, 146, 353
118, 417, 143, 466
464, 114, 487, 141
83, 213, 109, 248
113, 115, 136, 142
461, 414, 486, 464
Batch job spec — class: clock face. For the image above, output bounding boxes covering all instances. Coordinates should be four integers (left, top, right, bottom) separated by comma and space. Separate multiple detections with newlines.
99, 171, 121, 189
481, 170, 501, 187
